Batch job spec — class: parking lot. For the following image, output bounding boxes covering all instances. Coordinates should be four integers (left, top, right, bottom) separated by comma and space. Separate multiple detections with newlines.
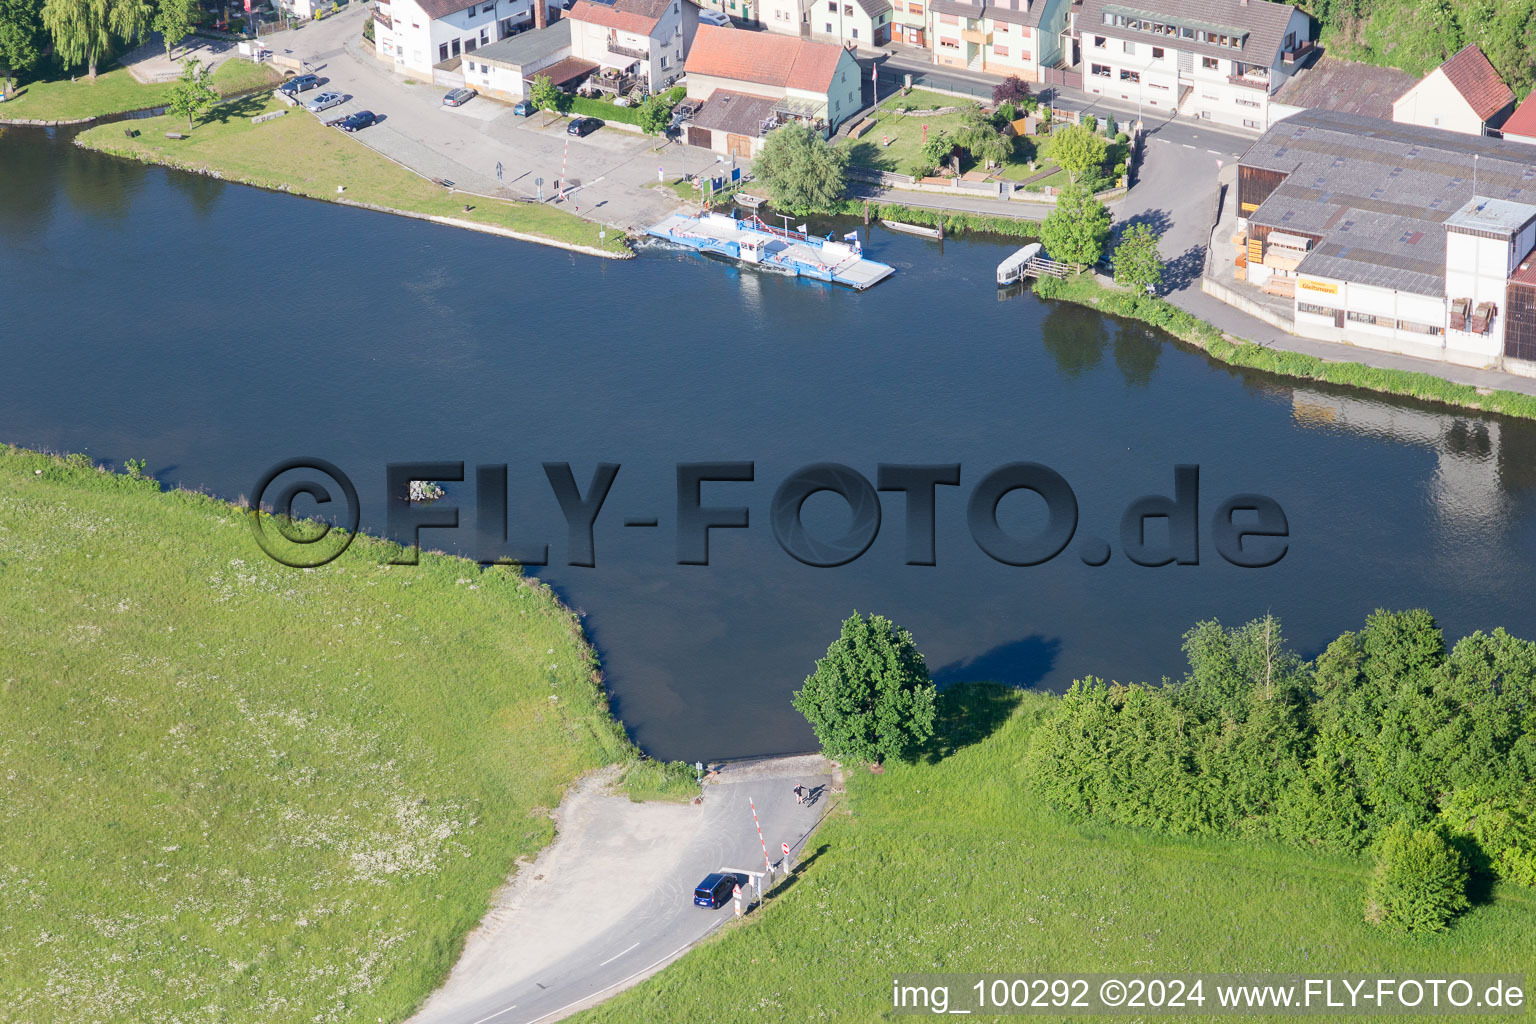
260, 7, 730, 231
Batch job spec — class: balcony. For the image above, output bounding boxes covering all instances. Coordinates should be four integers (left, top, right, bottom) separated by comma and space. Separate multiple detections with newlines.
1282, 39, 1315, 64
1227, 70, 1269, 89
961, 25, 990, 43
606, 35, 650, 61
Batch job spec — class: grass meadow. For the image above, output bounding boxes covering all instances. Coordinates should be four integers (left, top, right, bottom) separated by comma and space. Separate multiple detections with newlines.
1, 61, 281, 122
575, 686, 1536, 1024
75, 93, 631, 255
0, 446, 634, 1023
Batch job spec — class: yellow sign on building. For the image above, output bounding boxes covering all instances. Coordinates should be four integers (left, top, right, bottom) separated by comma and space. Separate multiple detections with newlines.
1298, 278, 1339, 295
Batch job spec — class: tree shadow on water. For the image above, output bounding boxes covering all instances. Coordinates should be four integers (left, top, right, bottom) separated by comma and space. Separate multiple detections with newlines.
933, 634, 1060, 690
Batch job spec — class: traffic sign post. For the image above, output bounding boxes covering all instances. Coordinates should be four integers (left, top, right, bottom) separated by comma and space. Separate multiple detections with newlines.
782, 841, 792, 872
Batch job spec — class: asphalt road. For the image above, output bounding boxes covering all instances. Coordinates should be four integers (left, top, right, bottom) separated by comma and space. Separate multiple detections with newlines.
411, 757, 832, 1024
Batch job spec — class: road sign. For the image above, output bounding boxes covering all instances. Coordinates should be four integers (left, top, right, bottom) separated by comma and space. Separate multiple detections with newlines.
782, 842, 790, 858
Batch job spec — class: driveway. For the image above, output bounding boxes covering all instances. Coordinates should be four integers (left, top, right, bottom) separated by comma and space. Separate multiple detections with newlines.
259, 8, 727, 232
409, 755, 833, 1024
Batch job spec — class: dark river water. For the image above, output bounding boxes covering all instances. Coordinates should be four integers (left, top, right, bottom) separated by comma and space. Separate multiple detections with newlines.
6, 125, 1536, 760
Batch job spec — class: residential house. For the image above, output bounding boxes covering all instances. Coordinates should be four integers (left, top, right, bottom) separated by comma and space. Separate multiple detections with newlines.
926, 0, 1072, 82
567, 0, 700, 94
696, 0, 758, 25
460, 20, 577, 100
808, 0, 892, 50
1235, 109, 1536, 372
681, 25, 862, 156
759, 0, 808, 36
1392, 44, 1516, 137
374, 0, 562, 80
1078, 0, 1314, 131
1503, 92, 1536, 146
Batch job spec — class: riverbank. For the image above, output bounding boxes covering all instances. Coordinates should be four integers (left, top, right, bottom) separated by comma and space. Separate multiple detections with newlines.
573, 683, 1536, 1023
0, 60, 281, 125
74, 93, 632, 258
0, 443, 655, 1023
1034, 273, 1536, 421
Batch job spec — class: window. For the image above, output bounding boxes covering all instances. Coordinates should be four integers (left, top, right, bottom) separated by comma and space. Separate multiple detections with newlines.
1236, 97, 1259, 108
439, 42, 449, 60
661, 54, 668, 67
1297, 302, 1334, 318
993, 43, 1007, 55
852, 25, 858, 36
843, 3, 853, 13
1243, 118, 1259, 128
480, 2, 492, 12
479, 26, 488, 42
825, 21, 832, 31
1091, 62, 1110, 77
1122, 40, 1134, 54
1093, 34, 1105, 47
1347, 311, 1391, 327
1201, 56, 1219, 69
1120, 69, 1139, 82
908, 2, 922, 12
1151, 46, 1163, 59
464, 37, 476, 51
827, 1, 834, 9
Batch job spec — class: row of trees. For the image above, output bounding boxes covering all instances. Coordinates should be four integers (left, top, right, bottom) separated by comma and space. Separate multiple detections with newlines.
1029, 610, 1536, 931
0, 0, 197, 96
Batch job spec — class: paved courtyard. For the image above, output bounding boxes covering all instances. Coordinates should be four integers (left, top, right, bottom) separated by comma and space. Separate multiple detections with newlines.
259, 8, 729, 232
122, 32, 241, 83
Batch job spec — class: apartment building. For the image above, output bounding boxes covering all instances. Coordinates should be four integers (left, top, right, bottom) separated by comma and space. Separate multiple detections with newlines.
924, 0, 1069, 79
374, 0, 562, 79
1078, 0, 1313, 131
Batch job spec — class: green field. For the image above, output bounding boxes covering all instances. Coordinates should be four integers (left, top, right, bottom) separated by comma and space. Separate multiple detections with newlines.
0, 60, 280, 122
75, 93, 631, 255
0, 446, 635, 1023
840, 89, 1053, 181
575, 685, 1536, 1023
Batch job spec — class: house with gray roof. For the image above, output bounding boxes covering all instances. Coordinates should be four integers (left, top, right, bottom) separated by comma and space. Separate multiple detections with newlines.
921, 0, 1071, 78
374, 0, 563, 80
1234, 108, 1536, 370
1078, 0, 1314, 131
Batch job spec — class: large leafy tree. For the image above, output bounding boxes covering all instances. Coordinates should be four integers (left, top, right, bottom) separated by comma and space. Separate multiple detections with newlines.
152, 0, 195, 60
956, 104, 1011, 169
754, 122, 847, 215
1040, 182, 1110, 272
791, 612, 937, 766
165, 55, 215, 128
42, 0, 151, 79
0, 0, 42, 97
1047, 122, 1107, 186
1112, 222, 1164, 295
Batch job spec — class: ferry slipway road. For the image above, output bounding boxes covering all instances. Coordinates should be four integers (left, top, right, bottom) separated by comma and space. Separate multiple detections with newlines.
409, 757, 832, 1024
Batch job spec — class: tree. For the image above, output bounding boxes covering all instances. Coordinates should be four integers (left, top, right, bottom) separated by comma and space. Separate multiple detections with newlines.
165, 55, 215, 129
1040, 182, 1110, 272
0, 0, 42, 98
790, 612, 937, 766
1112, 222, 1164, 295
152, 0, 194, 59
637, 92, 671, 136
754, 122, 847, 215
956, 104, 1011, 169
992, 73, 1029, 105
1047, 122, 1108, 186
528, 73, 561, 113
42, 0, 150, 79
1365, 819, 1469, 932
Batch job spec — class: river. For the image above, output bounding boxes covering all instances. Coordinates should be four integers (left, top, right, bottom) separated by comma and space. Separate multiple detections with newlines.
5, 124, 1536, 760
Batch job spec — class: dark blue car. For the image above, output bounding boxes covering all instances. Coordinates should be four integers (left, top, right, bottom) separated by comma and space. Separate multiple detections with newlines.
693, 872, 739, 908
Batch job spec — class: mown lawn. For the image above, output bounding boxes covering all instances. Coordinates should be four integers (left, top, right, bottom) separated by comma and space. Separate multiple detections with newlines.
76, 93, 631, 255
840, 88, 1054, 181
575, 685, 1536, 1024
0, 446, 634, 1023
0, 60, 280, 122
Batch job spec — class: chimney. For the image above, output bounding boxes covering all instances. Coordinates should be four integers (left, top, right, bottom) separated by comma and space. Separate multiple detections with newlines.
536, 0, 548, 29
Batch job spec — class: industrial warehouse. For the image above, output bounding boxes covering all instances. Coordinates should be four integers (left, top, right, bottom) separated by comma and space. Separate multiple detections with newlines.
1228, 109, 1536, 373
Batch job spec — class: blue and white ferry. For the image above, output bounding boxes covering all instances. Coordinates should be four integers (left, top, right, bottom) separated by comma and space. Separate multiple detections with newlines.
646, 212, 895, 290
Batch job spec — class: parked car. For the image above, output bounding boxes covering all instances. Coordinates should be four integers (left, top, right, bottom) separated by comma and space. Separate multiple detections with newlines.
442, 86, 477, 107
567, 115, 602, 137
304, 91, 345, 112
693, 872, 739, 909
338, 110, 377, 132
512, 99, 535, 116
278, 73, 321, 97
698, 8, 730, 25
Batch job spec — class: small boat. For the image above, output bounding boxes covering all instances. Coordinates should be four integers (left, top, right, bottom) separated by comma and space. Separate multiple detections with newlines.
996, 242, 1043, 285
881, 219, 942, 239
734, 192, 766, 209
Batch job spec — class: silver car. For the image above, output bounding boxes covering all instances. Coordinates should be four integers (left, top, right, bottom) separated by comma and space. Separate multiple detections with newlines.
305, 91, 345, 113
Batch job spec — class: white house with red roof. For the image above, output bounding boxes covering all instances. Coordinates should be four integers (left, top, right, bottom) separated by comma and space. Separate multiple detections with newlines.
566, 0, 700, 93
1392, 44, 1516, 137
1503, 92, 1536, 147
679, 26, 861, 156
